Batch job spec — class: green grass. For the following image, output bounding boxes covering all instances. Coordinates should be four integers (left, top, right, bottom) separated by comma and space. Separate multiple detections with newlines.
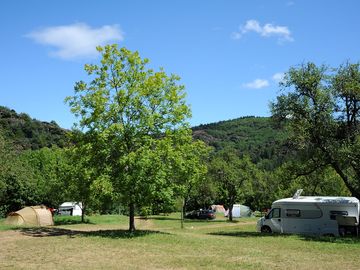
53, 214, 129, 225
0, 218, 18, 231
1, 214, 360, 269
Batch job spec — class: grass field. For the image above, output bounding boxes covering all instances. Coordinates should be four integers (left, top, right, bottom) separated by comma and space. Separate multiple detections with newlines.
1, 214, 360, 270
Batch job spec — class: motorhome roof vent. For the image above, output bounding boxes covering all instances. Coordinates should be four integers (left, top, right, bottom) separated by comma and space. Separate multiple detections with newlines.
292, 189, 303, 199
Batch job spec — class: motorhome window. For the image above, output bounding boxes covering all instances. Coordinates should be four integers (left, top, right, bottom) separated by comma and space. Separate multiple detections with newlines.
286, 209, 301, 217
301, 210, 322, 219
330, 211, 348, 220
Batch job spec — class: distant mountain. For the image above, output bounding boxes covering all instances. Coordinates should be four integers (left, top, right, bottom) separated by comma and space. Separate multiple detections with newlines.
192, 116, 288, 170
0, 106, 68, 150
0, 106, 288, 170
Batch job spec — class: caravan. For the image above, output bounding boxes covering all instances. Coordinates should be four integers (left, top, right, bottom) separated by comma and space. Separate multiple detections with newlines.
257, 190, 359, 236
58, 202, 83, 216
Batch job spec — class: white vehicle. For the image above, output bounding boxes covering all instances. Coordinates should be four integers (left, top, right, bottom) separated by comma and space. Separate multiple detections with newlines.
58, 202, 83, 216
257, 190, 359, 236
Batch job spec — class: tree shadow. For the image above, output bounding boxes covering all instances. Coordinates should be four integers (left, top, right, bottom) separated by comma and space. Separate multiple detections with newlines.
139, 216, 181, 221
209, 231, 360, 244
209, 231, 287, 238
54, 217, 93, 226
300, 235, 360, 244
140, 216, 230, 223
18, 227, 169, 239
186, 219, 238, 223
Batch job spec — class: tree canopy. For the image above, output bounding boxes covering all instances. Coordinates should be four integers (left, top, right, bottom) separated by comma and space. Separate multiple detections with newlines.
66, 44, 204, 231
209, 149, 256, 221
271, 62, 360, 198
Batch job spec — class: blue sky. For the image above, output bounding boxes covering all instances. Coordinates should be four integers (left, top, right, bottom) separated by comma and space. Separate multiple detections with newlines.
1, 0, 359, 129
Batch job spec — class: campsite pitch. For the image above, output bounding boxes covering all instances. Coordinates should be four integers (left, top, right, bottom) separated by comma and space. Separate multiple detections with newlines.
1, 214, 360, 270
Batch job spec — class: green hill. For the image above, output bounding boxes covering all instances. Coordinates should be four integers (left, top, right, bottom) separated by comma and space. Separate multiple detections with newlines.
192, 116, 288, 170
0, 106, 287, 170
0, 106, 68, 150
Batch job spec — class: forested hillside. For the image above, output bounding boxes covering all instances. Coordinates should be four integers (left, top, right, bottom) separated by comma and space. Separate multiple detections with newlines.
0, 106, 289, 213
0, 106, 68, 150
192, 116, 288, 170
1, 106, 286, 168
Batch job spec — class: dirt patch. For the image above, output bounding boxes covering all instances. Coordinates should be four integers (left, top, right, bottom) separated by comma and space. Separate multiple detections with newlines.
0, 230, 26, 243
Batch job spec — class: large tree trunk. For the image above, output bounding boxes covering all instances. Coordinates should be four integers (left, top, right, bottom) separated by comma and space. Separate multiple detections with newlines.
228, 204, 233, 221
331, 161, 360, 199
129, 202, 136, 232
321, 146, 360, 199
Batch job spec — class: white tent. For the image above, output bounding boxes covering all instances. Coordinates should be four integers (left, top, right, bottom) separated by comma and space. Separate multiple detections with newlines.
225, 204, 252, 218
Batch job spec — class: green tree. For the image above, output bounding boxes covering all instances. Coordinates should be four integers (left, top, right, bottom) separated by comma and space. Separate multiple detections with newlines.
62, 139, 114, 222
271, 62, 360, 197
209, 149, 253, 221
21, 147, 69, 208
172, 139, 210, 227
0, 133, 39, 216
66, 45, 195, 231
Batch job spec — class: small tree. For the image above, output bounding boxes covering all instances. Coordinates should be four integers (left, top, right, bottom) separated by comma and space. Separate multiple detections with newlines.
209, 149, 252, 221
66, 45, 195, 231
172, 139, 210, 227
21, 147, 69, 208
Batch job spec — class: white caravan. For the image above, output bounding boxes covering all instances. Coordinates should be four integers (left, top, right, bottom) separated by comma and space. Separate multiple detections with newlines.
257, 190, 359, 236
58, 202, 83, 216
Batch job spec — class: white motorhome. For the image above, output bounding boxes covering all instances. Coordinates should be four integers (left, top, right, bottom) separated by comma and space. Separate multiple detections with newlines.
257, 190, 359, 236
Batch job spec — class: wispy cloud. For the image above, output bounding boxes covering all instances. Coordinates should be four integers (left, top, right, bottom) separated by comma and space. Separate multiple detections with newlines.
231, 19, 293, 43
242, 79, 269, 89
286, 1, 295, 6
272, 72, 285, 82
26, 23, 124, 60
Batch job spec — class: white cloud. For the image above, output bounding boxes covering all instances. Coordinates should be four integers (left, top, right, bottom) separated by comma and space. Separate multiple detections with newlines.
272, 72, 285, 82
287, 1, 295, 6
27, 23, 124, 60
242, 79, 269, 89
243, 20, 262, 33
232, 19, 293, 42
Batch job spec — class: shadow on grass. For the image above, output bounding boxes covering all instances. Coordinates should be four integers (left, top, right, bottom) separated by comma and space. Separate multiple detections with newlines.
54, 217, 93, 226
209, 231, 287, 238
18, 227, 168, 239
300, 235, 360, 244
210, 231, 360, 244
139, 216, 181, 221
140, 216, 231, 223
186, 219, 239, 223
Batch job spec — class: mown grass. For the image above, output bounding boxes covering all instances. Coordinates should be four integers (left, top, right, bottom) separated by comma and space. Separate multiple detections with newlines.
1, 214, 360, 269
0, 219, 17, 231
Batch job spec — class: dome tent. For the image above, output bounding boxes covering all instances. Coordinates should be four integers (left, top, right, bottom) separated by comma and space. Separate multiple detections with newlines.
5, 206, 54, 226
225, 204, 253, 218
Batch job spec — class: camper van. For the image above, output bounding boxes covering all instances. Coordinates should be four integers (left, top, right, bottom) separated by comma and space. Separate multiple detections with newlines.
257, 190, 360, 236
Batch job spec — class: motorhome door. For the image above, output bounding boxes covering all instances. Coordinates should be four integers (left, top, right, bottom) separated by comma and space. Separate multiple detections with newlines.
268, 208, 282, 233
